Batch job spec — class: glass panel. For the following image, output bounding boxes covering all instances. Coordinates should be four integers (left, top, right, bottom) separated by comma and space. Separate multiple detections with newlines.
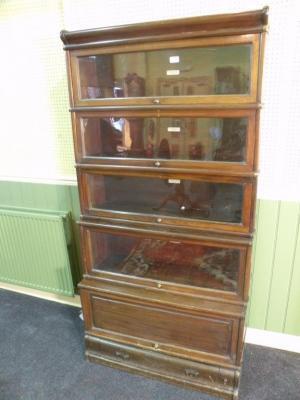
89, 230, 240, 292
78, 44, 251, 99
88, 175, 243, 223
80, 117, 247, 162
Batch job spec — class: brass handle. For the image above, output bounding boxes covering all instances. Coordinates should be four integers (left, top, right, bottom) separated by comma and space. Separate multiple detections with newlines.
154, 161, 161, 167
115, 350, 130, 360
185, 368, 200, 378
157, 218, 162, 223
152, 98, 160, 104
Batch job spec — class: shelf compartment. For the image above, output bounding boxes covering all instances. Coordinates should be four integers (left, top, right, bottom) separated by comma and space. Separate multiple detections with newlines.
80, 285, 243, 367
72, 109, 257, 172
69, 34, 260, 106
80, 220, 251, 301
78, 168, 255, 234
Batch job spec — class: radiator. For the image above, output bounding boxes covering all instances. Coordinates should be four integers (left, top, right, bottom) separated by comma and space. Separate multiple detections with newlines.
0, 207, 74, 296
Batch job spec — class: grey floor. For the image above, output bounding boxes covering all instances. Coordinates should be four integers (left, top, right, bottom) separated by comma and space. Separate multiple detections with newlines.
0, 289, 299, 400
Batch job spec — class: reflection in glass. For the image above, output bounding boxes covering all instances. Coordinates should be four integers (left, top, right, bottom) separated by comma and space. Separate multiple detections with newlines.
78, 45, 251, 99
88, 175, 243, 223
89, 230, 239, 292
80, 117, 247, 162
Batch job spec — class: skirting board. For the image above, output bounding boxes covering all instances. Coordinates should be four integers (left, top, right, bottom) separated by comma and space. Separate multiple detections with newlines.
245, 328, 300, 354
0, 282, 81, 307
1, 282, 299, 354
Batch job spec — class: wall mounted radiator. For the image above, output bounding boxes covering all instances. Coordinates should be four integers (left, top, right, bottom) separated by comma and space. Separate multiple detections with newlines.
0, 207, 75, 296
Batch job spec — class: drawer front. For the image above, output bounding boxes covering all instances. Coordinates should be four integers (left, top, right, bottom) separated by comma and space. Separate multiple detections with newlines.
85, 335, 239, 399
81, 289, 240, 365
69, 34, 259, 106
78, 169, 254, 234
80, 222, 251, 301
72, 110, 256, 173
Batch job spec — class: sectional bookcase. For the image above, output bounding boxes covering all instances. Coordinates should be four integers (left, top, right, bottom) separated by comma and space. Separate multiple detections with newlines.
61, 8, 268, 398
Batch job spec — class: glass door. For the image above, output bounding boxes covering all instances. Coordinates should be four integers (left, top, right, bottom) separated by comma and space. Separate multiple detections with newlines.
70, 35, 259, 106
80, 222, 250, 300
78, 169, 254, 233
73, 109, 256, 172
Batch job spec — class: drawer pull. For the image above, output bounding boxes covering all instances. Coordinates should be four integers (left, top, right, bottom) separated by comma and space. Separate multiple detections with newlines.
185, 368, 200, 378
154, 161, 161, 167
157, 218, 162, 223
115, 350, 130, 360
152, 98, 160, 104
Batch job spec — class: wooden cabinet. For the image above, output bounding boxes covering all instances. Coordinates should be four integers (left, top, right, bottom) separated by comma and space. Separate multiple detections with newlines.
80, 221, 252, 301
61, 7, 268, 399
72, 109, 257, 172
78, 168, 255, 233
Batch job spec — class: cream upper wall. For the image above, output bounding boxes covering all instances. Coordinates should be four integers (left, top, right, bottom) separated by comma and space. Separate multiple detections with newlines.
0, 1, 73, 181
0, 0, 299, 201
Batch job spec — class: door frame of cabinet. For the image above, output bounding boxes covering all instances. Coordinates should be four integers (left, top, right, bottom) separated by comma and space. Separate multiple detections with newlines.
77, 166, 256, 235
79, 220, 253, 303
68, 34, 260, 107
71, 108, 258, 173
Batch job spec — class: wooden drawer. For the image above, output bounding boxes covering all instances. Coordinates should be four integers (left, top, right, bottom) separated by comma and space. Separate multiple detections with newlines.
72, 109, 257, 173
78, 167, 256, 234
85, 335, 240, 399
79, 220, 252, 302
80, 287, 243, 367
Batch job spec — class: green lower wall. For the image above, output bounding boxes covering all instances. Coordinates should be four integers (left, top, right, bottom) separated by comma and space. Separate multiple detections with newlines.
0, 181, 299, 336
248, 200, 300, 335
0, 181, 82, 290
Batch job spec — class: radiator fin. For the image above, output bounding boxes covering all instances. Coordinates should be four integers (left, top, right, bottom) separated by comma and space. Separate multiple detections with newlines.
0, 208, 74, 296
